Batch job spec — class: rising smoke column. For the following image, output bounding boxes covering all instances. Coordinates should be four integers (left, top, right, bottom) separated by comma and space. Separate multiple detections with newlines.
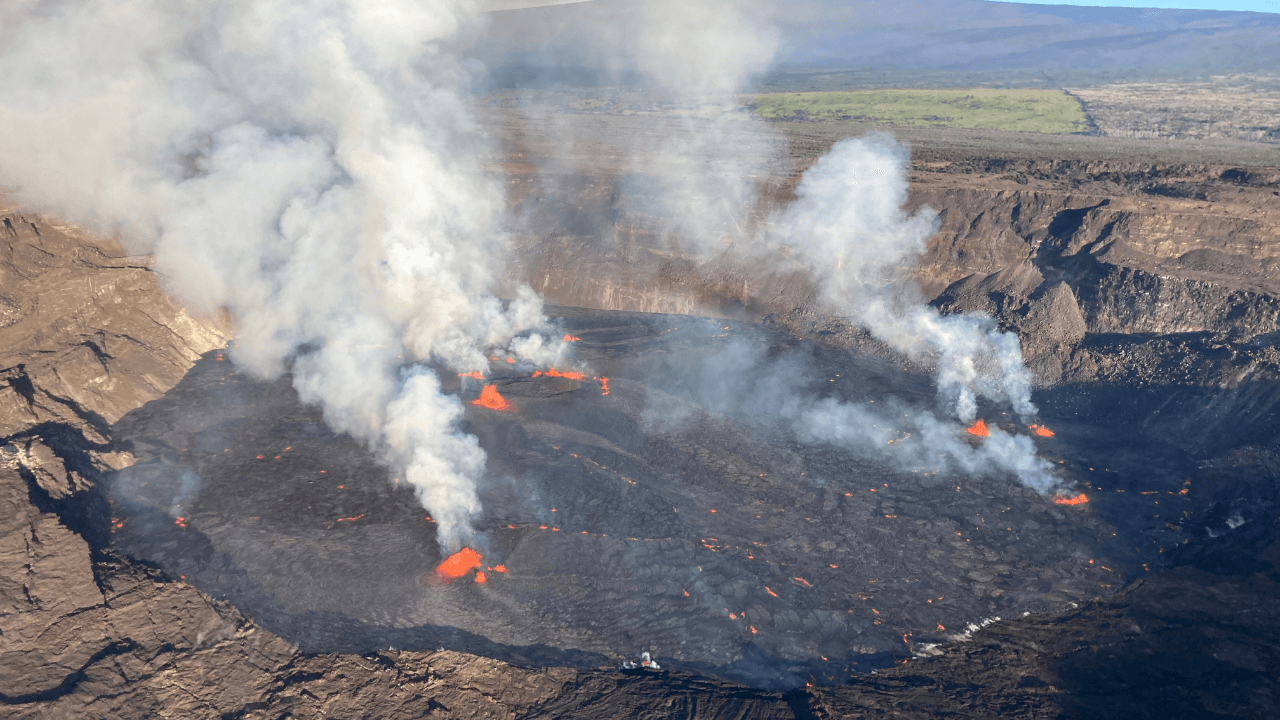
764, 137, 1057, 491
0, 0, 561, 548
527, 3, 1055, 490
543, 1, 1039, 424
770, 136, 1036, 422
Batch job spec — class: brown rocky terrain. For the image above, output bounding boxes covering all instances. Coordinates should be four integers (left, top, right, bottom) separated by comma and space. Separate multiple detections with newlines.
3, 114, 1279, 718
1069, 77, 1280, 145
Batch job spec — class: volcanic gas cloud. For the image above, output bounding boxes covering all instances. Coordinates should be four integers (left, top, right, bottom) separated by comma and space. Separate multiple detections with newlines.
0, 0, 1062, 569
0, 0, 580, 549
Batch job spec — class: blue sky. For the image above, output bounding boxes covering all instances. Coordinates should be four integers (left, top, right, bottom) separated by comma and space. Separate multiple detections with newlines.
998, 0, 1280, 10
996, 0, 1279, 11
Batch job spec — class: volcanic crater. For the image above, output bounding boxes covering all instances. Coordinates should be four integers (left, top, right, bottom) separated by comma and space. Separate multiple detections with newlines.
5, 118, 1280, 717
105, 303, 1229, 689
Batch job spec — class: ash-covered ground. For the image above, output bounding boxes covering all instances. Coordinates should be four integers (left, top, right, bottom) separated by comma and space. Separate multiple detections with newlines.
105, 305, 1229, 689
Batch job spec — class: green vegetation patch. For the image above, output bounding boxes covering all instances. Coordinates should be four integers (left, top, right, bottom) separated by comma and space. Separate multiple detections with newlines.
752, 89, 1089, 134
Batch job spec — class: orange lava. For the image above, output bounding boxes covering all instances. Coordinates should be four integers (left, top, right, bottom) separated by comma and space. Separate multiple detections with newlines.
493, 565, 507, 573
532, 370, 542, 377
471, 384, 515, 411
174, 517, 187, 528
1029, 424, 1055, 437
599, 377, 610, 396
458, 371, 484, 380
474, 571, 487, 584
336, 514, 364, 522
765, 586, 779, 598
563, 334, 581, 342
966, 419, 990, 437
505, 357, 515, 364
750, 625, 757, 634
1054, 493, 1089, 506
544, 368, 585, 381
435, 548, 483, 582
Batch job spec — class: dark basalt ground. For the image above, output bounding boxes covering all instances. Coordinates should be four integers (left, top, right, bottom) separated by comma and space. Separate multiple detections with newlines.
102, 305, 1265, 692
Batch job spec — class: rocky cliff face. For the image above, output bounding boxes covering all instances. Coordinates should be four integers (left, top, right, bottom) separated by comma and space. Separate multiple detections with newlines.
503, 150, 1280, 394
0, 205, 227, 440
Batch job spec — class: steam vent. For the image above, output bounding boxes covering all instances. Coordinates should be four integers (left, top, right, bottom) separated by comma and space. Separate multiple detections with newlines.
5, 1, 1280, 718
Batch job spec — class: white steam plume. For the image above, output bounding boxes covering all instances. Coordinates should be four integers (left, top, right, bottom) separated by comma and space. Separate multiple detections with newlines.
796, 398, 1057, 493
769, 136, 1037, 423
496, 2, 1055, 490
654, 334, 1059, 494
758, 137, 1056, 491
0, 0, 565, 548
534, 3, 1037, 426
622, 0, 782, 255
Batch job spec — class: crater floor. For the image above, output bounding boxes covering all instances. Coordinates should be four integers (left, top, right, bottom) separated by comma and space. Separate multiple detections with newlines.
107, 306, 1206, 688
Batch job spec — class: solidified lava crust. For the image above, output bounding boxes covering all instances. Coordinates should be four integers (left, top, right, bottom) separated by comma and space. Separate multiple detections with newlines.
105, 306, 1204, 689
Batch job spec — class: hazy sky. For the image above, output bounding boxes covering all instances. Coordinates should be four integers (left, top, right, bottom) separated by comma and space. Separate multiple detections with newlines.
997, 0, 1279, 11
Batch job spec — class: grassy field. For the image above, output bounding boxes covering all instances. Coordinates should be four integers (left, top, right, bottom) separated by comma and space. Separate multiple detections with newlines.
752, 89, 1090, 134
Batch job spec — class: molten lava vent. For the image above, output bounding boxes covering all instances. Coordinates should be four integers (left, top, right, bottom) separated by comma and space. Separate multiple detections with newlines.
1053, 493, 1089, 506
966, 419, 990, 437
472, 384, 515, 411
105, 308, 1198, 689
436, 548, 483, 582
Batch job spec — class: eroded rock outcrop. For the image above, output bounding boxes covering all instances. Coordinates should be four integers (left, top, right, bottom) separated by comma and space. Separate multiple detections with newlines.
0, 204, 227, 440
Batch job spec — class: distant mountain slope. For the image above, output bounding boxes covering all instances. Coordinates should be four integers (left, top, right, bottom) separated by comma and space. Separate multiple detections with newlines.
773, 1, 1280, 79
477, 0, 1280, 89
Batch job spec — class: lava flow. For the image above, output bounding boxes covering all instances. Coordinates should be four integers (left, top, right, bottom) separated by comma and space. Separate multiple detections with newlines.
471, 384, 515, 411
563, 334, 581, 342
1053, 493, 1089, 506
1029, 424, 1055, 437
435, 548, 483, 582
966, 419, 990, 437
544, 367, 585, 380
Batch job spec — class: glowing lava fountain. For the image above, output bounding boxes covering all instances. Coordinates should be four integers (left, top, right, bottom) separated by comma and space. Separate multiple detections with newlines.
435, 548, 483, 582
1029, 424, 1055, 437
471, 384, 515, 412
966, 419, 990, 437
